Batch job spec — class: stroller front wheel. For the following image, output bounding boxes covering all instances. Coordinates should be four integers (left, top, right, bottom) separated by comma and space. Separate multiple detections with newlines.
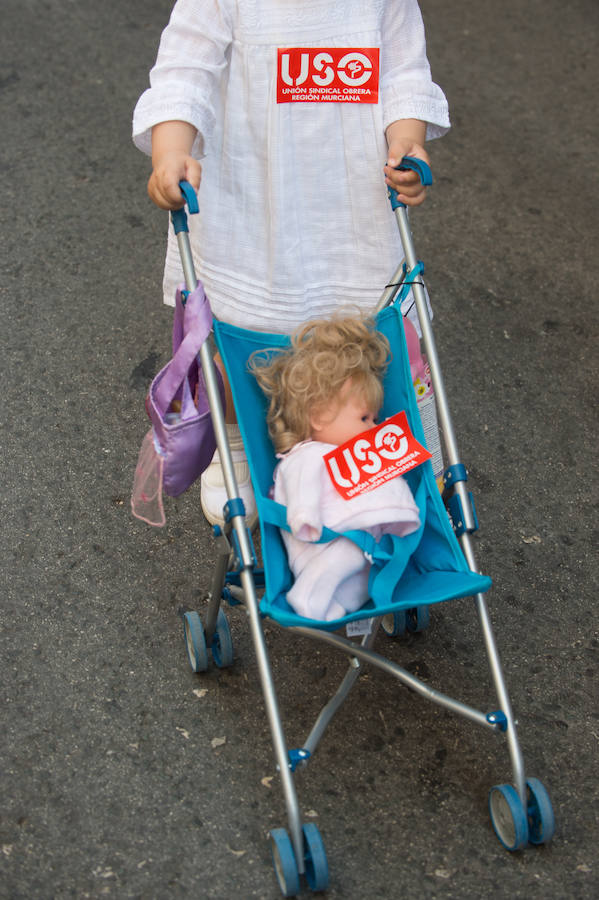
269, 828, 300, 897
302, 823, 329, 892
488, 784, 529, 851
526, 777, 555, 845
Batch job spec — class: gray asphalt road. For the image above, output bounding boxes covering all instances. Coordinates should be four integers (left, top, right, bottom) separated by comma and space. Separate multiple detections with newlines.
1, 1, 597, 898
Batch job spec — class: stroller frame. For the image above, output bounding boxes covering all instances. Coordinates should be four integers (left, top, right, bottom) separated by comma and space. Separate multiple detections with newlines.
172, 166, 554, 895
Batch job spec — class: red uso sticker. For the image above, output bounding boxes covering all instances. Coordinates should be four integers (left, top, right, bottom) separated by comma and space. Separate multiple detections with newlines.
277, 47, 379, 104
323, 412, 432, 500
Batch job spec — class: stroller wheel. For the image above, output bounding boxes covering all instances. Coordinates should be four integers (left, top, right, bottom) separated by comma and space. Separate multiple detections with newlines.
488, 784, 529, 851
407, 605, 430, 633
381, 610, 408, 637
211, 608, 234, 668
526, 778, 555, 845
269, 828, 300, 897
302, 823, 329, 892
183, 611, 209, 673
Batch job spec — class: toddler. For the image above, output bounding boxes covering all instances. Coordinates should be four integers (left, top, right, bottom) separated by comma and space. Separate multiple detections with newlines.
133, 0, 449, 526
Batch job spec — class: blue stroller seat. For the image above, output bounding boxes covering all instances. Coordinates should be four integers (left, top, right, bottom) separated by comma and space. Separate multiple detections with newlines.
214, 304, 491, 631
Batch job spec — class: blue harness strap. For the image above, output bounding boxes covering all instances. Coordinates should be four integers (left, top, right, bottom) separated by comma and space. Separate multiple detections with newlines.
257, 485, 426, 608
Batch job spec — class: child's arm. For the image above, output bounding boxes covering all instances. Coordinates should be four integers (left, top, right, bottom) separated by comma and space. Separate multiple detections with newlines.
383, 118, 429, 207
148, 121, 203, 210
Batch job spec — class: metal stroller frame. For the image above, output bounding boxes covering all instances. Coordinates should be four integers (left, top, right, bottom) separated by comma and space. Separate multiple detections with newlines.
171, 163, 554, 896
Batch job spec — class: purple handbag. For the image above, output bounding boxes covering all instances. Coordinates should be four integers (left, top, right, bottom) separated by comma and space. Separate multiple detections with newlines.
131, 281, 223, 525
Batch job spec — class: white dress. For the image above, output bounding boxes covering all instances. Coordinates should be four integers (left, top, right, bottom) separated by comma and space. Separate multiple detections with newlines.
273, 440, 421, 621
133, 0, 449, 332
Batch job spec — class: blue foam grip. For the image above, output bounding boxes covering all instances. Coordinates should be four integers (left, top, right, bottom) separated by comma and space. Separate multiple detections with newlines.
388, 155, 433, 211
170, 180, 200, 235
179, 180, 199, 214
170, 209, 188, 235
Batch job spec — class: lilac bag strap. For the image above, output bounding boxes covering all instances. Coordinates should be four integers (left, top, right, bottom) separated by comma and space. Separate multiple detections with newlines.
153, 283, 214, 415
171, 284, 186, 356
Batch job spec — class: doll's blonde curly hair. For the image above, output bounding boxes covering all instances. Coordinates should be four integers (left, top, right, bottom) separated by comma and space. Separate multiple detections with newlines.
250, 314, 390, 453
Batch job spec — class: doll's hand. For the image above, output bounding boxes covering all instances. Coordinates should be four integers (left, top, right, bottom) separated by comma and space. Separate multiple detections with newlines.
288, 510, 322, 543
148, 150, 202, 210
294, 523, 322, 543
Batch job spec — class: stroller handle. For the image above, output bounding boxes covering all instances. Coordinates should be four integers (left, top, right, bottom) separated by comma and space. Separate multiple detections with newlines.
171, 180, 200, 235
387, 156, 433, 211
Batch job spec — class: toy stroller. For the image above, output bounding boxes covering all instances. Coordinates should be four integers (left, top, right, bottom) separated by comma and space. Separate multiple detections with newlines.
169, 161, 555, 896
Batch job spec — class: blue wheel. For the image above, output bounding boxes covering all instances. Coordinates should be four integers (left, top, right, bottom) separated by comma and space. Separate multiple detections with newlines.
269, 828, 300, 897
407, 605, 430, 633
526, 778, 555, 845
302, 823, 329, 892
211, 608, 234, 668
489, 784, 529, 851
183, 611, 208, 673
382, 610, 407, 636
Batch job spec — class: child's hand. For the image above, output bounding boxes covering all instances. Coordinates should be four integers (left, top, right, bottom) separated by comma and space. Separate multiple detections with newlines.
148, 150, 202, 210
148, 121, 202, 210
384, 143, 430, 206
384, 119, 430, 207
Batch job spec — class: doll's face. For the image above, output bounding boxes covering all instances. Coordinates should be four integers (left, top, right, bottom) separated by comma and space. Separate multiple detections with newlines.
310, 379, 377, 446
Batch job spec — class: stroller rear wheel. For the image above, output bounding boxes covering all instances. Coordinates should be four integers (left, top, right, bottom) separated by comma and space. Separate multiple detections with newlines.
183, 611, 209, 673
211, 608, 234, 668
407, 604, 430, 633
382, 605, 430, 637
381, 610, 408, 636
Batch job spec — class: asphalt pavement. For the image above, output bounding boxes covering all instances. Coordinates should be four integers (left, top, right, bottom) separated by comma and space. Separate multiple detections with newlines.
1, 1, 598, 897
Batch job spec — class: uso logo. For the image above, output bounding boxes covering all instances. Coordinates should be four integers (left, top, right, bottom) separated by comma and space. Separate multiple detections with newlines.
324, 412, 431, 500
277, 47, 379, 104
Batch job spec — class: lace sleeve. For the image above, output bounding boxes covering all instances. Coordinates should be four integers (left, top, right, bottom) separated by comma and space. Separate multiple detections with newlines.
379, 0, 450, 140
132, 0, 234, 158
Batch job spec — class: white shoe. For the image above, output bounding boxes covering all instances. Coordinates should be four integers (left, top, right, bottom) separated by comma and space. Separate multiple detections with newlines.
200, 424, 257, 529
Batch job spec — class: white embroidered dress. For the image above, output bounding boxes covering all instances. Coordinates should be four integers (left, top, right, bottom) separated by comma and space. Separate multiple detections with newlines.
133, 0, 449, 332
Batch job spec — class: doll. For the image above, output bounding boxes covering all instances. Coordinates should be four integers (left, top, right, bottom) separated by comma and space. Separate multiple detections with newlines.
251, 315, 421, 622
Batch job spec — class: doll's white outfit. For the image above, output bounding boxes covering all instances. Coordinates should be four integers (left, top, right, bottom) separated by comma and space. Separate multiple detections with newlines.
273, 440, 421, 621
132, 0, 449, 333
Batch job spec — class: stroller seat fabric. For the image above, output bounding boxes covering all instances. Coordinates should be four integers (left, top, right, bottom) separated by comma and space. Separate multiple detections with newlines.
214, 304, 491, 631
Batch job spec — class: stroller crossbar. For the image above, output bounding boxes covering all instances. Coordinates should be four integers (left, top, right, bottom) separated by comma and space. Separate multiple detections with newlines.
288, 621, 500, 733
